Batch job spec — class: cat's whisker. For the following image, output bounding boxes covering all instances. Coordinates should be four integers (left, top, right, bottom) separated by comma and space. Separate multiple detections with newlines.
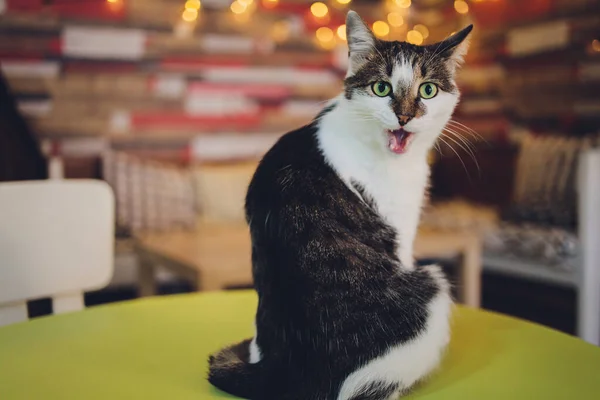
443, 127, 478, 154
446, 121, 483, 143
437, 135, 473, 182
443, 128, 480, 166
443, 129, 481, 176
445, 123, 485, 149
447, 120, 487, 144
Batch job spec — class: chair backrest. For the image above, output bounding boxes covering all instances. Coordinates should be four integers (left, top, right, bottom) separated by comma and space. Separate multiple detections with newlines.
193, 161, 258, 222
0, 180, 114, 326
577, 148, 600, 345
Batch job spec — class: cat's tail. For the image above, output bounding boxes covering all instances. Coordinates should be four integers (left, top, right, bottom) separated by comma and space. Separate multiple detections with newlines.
208, 339, 264, 399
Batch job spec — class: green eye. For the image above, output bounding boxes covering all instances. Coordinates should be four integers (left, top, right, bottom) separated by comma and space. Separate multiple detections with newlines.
419, 82, 438, 99
371, 81, 392, 97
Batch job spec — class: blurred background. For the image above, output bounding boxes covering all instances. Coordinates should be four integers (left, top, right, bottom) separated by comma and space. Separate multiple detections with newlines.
1, 0, 600, 342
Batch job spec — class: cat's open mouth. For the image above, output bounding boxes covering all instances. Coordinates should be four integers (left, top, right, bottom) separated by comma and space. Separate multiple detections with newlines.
387, 129, 414, 154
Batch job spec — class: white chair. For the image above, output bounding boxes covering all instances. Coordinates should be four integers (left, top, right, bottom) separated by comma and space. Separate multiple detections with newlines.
0, 180, 115, 326
577, 148, 600, 345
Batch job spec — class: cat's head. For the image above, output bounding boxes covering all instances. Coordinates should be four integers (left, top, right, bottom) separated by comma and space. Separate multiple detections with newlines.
342, 11, 472, 156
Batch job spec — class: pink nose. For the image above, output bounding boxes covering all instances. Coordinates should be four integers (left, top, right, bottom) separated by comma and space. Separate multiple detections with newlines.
398, 115, 412, 125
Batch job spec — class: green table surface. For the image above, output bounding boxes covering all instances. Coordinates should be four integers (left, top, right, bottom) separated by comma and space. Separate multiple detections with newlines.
1, 291, 600, 399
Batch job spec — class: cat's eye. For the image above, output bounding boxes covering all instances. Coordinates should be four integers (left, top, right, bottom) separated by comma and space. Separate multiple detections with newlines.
371, 81, 392, 97
419, 82, 438, 99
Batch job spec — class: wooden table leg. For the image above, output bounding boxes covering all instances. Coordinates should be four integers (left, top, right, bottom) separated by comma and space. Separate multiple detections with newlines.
459, 237, 482, 308
138, 252, 157, 297
194, 271, 224, 292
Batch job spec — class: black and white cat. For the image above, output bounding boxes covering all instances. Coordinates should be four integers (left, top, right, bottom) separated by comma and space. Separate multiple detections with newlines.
209, 11, 472, 400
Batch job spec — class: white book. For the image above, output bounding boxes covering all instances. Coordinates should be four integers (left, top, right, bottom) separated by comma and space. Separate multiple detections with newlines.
191, 133, 281, 160
153, 74, 187, 98
202, 66, 338, 85
281, 100, 324, 117
63, 26, 146, 60
0, 61, 60, 78
201, 34, 258, 54
17, 100, 53, 117
185, 94, 259, 116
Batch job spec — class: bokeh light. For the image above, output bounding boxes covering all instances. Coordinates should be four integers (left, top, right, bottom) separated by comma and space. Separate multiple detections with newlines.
337, 24, 347, 41
406, 30, 423, 45
387, 12, 404, 27
185, 0, 201, 9
182, 8, 198, 21
316, 27, 334, 42
373, 21, 390, 37
413, 24, 429, 39
230, 1, 247, 14
262, 0, 279, 8
394, 0, 411, 9
454, 0, 469, 14
310, 2, 329, 18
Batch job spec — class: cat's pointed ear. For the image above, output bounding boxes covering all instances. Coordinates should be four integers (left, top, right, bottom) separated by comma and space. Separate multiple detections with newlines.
427, 25, 473, 72
345, 11, 375, 76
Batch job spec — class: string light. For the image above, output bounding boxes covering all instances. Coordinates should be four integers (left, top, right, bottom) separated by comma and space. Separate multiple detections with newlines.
454, 0, 469, 14
230, 0, 247, 14
107, 0, 124, 7
406, 30, 423, 45
336, 0, 352, 4
316, 26, 334, 42
387, 12, 404, 27
106, 0, 123, 9
262, 0, 278, 8
592, 39, 600, 53
182, 8, 198, 21
310, 2, 329, 18
372, 21, 390, 37
394, 0, 411, 8
337, 24, 346, 41
238, 0, 254, 6
413, 24, 429, 39
185, 0, 201, 9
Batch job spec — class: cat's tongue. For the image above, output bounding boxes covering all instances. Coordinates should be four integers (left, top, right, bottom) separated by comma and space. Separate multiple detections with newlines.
387, 129, 414, 154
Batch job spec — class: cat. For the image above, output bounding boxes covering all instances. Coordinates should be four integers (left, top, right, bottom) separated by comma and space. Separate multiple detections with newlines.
208, 10, 472, 400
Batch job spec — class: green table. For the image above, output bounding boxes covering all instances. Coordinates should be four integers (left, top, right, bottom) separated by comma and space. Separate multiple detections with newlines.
1, 291, 600, 399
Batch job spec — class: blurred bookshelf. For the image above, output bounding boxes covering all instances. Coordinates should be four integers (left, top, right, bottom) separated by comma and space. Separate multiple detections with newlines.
2, 0, 599, 175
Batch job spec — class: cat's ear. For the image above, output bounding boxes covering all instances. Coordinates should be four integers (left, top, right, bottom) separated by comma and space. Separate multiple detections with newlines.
345, 11, 376, 76
427, 25, 473, 72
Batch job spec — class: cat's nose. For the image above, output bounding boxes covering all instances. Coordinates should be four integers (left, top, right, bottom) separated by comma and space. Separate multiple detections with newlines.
398, 115, 413, 126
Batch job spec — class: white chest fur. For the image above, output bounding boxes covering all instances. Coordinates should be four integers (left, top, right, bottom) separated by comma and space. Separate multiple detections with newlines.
359, 160, 429, 268
317, 106, 430, 269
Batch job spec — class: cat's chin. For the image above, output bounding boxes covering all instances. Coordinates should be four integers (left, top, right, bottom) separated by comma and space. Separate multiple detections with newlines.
387, 128, 414, 154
